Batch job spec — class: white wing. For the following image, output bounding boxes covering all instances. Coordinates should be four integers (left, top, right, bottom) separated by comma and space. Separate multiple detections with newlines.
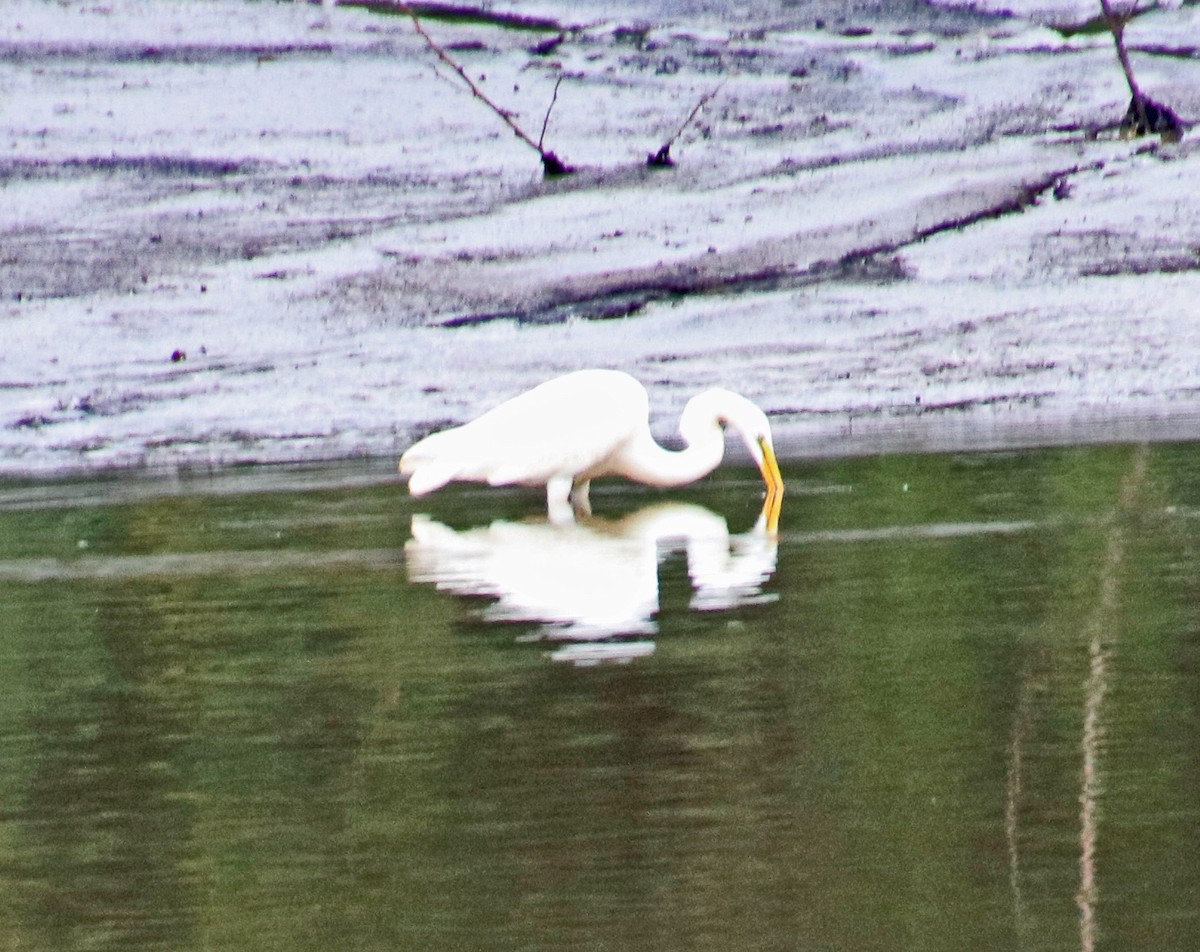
400, 370, 649, 494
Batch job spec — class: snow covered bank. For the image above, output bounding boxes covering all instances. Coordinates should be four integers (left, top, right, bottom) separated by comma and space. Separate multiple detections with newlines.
2, 0, 1199, 476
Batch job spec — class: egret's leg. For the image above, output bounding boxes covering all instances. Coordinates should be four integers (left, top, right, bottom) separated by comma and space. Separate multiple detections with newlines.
546, 476, 575, 525
570, 480, 592, 518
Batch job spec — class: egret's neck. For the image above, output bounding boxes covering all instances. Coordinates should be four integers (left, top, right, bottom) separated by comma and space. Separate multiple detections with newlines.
618, 427, 725, 488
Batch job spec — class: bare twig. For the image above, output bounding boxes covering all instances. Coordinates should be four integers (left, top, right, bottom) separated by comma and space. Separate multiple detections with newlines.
1099, 0, 1147, 125
401, 4, 573, 174
647, 83, 725, 167
1098, 0, 1183, 139
538, 75, 564, 152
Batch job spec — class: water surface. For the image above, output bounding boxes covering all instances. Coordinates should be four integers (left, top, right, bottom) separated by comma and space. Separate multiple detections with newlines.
1, 443, 1198, 950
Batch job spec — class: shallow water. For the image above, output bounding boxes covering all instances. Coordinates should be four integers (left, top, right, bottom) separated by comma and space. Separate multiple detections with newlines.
1, 443, 1199, 951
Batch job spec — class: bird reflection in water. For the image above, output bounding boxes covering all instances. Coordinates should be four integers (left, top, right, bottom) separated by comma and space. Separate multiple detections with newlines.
405, 497, 781, 665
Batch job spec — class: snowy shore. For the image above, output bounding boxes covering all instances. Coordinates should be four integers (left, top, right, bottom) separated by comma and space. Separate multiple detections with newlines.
2, 0, 1199, 477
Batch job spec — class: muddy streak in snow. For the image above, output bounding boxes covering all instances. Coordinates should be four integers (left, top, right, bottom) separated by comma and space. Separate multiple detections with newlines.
1, 0, 1199, 476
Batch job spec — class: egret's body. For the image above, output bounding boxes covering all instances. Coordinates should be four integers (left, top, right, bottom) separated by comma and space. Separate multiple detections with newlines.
399, 370, 784, 523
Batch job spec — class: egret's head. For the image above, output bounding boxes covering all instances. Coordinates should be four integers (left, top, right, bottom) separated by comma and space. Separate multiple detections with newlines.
685, 388, 785, 502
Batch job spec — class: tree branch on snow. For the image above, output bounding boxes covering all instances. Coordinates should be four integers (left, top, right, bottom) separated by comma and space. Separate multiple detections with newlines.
401, 4, 573, 175
1098, 0, 1183, 140
538, 75, 564, 153
647, 83, 725, 167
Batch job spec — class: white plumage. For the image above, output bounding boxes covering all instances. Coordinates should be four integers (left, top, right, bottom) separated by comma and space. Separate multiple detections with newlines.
399, 369, 784, 524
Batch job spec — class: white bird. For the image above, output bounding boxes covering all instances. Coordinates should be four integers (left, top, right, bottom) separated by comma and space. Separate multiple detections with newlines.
399, 369, 784, 525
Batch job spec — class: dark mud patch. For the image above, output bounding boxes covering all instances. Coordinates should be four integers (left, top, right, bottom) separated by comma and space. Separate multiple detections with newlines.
641, 0, 1002, 36
415, 165, 1078, 329
0, 40, 337, 65
343, 0, 566, 32
0, 163, 503, 300
1077, 241, 1200, 277
1, 215, 356, 300
438, 252, 908, 327
1031, 229, 1200, 280
0, 155, 255, 182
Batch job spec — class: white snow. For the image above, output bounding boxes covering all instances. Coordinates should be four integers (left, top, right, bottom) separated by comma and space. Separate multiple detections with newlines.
1, 0, 1199, 476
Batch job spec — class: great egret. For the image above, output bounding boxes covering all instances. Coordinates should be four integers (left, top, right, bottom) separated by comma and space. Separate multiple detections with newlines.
399, 369, 784, 525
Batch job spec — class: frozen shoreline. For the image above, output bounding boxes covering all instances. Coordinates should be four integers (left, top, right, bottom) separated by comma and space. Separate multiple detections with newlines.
2, 0, 1199, 479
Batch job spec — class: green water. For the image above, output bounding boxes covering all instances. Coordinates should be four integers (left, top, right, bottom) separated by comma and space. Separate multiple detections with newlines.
1, 443, 1198, 951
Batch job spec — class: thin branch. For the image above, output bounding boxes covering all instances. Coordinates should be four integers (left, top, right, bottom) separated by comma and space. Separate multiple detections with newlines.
538, 75, 564, 152
401, 4, 573, 172
1099, 0, 1142, 108
1098, 0, 1183, 139
403, 6, 541, 152
647, 82, 725, 167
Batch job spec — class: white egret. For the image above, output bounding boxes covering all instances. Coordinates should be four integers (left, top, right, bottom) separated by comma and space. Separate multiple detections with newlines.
399, 369, 784, 525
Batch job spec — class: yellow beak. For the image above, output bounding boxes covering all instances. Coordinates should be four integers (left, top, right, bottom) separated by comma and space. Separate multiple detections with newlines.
756, 436, 784, 534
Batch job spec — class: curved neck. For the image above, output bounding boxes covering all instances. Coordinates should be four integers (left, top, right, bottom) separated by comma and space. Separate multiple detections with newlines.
617, 427, 725, 488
